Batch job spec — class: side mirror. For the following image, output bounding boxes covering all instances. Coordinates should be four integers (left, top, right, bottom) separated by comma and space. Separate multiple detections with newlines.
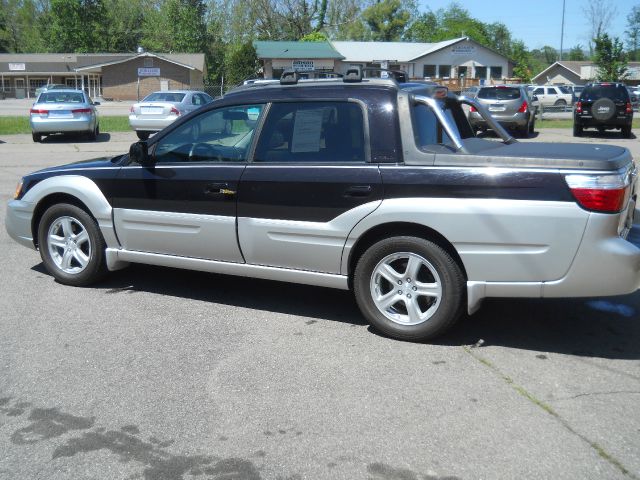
532, 94, 539, 101
93, 101, 101, 105
129, 141, 152, 166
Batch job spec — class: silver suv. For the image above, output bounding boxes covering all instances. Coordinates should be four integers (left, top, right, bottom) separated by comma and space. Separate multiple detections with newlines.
467, 85, 536, 137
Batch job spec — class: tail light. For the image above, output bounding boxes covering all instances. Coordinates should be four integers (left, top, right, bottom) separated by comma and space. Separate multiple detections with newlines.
170, 106, 180, 116
565, 172, 631, 213
30, 108, 48, 115
625, 102, 632, 114
72, 108, 92, 114
469, 105, 477, 112
518, 101, 528, 113
575, 101, 582, 113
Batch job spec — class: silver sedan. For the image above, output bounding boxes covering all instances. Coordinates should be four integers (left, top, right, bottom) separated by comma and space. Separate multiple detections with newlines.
128, 90, 214, 140
30, 89, 100, 143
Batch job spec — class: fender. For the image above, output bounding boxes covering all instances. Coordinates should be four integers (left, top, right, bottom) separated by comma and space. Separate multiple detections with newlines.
21, 175, 120, 250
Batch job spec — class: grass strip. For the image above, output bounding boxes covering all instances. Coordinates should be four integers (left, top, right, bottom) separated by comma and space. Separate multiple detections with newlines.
0, 116, 131, 135
463, 345, 637, 479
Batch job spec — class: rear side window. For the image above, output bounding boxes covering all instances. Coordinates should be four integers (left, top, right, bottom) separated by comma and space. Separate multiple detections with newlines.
254, 102, 366, 163
581, 85, 629, 102
477, 87, 521, 100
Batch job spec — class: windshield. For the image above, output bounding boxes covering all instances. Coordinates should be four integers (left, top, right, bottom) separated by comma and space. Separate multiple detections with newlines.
143, 92, 186, 102
477, 87, 521, 100
38, 92, 85, 103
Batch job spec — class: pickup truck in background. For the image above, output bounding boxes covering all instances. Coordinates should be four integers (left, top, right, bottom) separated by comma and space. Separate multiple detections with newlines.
6, 70, 639, 341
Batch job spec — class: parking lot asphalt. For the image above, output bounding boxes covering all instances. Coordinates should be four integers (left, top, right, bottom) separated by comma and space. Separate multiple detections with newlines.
0, 129, 639, 480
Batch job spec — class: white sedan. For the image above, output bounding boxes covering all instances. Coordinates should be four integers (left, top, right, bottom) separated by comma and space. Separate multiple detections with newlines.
128, 90, 214, 140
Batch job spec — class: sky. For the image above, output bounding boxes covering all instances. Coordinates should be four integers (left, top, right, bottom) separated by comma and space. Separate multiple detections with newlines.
417, 0, 634, 51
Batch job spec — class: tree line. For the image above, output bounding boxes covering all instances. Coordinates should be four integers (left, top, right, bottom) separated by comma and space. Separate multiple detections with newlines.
1, 0, 638, 85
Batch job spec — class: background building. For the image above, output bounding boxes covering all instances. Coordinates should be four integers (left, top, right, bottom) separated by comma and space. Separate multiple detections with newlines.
0, 52, 206, 100
532, 60, 640, 85
255, 37, 513, 85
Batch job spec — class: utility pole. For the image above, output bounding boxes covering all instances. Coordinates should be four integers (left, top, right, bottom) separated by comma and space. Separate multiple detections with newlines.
560, 0, 566, 60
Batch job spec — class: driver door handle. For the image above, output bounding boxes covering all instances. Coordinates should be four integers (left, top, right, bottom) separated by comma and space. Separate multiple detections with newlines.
204, 182, 236, 196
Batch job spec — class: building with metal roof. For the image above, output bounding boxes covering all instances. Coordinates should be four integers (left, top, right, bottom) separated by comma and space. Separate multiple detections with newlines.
0, 52, 206, 100
255, 38, 513, 84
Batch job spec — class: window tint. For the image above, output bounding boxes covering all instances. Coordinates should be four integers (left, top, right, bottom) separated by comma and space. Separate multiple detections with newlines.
254, 102, 365, 163
477, 87, 521, 100
533, 87, 544, 95
411, 102, 458, 149
143, 92, 186, 102
39, 92, 85, 103
547, 87, 558, 94
154, 104, 264, 163
559, 86, 572, 94
581, 85, 629, 102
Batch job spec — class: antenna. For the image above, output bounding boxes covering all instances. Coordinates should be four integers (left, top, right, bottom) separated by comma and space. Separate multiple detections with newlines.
559, 0, 566, 61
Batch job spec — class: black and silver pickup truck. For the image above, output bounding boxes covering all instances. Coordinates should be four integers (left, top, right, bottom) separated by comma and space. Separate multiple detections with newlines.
6, 71, 639, 341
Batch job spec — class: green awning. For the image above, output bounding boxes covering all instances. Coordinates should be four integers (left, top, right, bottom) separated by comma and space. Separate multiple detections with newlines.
254, 41, 344, 60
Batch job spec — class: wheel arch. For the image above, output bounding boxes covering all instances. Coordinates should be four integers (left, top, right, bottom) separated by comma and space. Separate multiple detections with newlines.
22, 175, 117, 249
346, 222, 468, 288
31, 193, 94, 248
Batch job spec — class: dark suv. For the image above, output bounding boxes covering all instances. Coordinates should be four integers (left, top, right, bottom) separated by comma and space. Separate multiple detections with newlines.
574, 82, 633, 138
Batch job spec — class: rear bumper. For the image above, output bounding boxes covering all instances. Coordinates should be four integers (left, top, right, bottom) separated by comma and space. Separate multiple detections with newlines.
128, 115, 177, 132
575, 115, 633, 128
30, 115, 95, 134
467, 210, 640, 314
468, 111, 529, 129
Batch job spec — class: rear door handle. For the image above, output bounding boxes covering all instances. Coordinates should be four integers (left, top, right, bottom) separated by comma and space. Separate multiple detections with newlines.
204, 182, 236, 196
344, 185, 373, 197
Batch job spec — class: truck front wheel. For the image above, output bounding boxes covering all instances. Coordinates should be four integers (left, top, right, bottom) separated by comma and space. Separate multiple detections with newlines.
354, 236, 465, 342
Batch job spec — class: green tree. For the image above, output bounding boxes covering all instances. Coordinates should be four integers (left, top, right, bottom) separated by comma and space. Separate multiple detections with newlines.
511, 40, 532, 81
142, 0, 208, 52
593, 33, 628, 81
362, 0, 411, 41
626, 5, 640, 61
300, 31, 327, 41
568, 45, 586, 61
47, 0, 108, 52
486, 22, 512, 57
223, 41, 259, 86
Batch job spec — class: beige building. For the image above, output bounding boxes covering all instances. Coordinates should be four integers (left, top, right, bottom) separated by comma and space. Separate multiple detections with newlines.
0, 52, 206, 100
532, 60, 640, 85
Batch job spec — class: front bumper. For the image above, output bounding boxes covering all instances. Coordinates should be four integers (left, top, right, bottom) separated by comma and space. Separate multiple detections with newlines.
5, 199, 36, 250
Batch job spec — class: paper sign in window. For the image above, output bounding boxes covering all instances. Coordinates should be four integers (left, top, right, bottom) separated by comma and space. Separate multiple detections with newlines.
291, 109, 324, 153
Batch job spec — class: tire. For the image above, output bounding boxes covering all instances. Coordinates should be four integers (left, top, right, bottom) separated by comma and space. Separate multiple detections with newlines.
136, 131, 150, 141
32, 132, 42, 143
622, 125, 632, 138
37, 203, 108, 286
554, 99, 567, 106
518, 123, 530, 138
353, 236, 465, 342
591, 98, 616, 122
573, 122, 583, 137
87, 124, 98, 141
528, 118, 535, 134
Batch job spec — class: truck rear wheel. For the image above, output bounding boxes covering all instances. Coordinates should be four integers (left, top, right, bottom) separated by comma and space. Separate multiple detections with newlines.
353, 236, 465, 342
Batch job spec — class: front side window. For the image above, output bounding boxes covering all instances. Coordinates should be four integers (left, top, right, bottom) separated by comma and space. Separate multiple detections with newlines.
547, 87, 558, 95
533, 87, 544, 95
154, 104, 264, 163
254, 102, 365, 163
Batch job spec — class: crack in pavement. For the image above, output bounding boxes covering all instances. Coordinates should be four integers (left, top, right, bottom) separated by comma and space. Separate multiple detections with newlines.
551, 390, 640, 402
462, 345, 639, 480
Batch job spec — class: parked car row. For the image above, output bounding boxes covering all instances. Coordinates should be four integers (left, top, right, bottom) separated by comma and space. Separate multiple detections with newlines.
28, 89, 215, 143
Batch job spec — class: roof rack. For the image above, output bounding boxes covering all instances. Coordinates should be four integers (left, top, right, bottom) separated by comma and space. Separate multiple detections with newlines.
274, 66, 407, 85
280, 69, 344, 85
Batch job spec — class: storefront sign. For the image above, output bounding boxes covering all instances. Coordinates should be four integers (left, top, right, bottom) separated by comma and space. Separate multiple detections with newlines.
138, 67, 161, 76
9, 63, 26, 71
451, 45, 476, 56
292, 60, 314, 71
